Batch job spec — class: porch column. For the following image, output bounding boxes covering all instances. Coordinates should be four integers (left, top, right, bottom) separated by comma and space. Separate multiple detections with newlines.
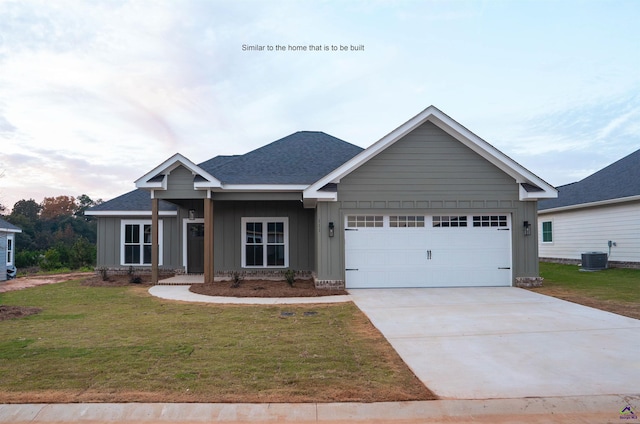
204, 197, 215, 283
151, 197, 159, 284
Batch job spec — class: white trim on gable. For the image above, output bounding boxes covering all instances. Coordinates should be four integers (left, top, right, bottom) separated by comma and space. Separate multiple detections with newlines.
135, 153, 223, 191
303, 106, 557, 202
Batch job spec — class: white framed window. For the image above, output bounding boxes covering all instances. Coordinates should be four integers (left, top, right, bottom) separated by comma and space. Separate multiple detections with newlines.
472, 215, 508, 227
6, 234, 14, 266
241, 217, 289, 268
346, 215, 384, 228
389, 216, 425, 228
542, 221, 553, 243
120, 220, 163, 266
433, 216, 468, 227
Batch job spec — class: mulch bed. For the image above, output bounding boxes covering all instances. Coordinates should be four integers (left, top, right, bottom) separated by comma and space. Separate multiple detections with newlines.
0, 305, 42, 321
81, 273, 174, 287
190, 278, 348, 298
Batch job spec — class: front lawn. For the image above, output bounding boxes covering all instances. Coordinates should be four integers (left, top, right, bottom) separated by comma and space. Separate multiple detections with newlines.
0, 279, 434, 403
531, 262, 640, 320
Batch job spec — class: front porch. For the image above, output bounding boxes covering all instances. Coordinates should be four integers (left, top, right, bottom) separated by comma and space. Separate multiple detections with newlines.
157, 274, 204, 285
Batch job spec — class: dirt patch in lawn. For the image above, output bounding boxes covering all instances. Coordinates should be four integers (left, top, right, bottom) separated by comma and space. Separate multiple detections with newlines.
190, 278, 348, 298
530, 286, 640, 320
1, 272, 86, 321
0, 305, 42, 321
0, 272, 94, 293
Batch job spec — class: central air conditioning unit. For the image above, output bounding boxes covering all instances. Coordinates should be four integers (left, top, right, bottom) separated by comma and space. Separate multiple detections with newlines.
581, 252, 608, 271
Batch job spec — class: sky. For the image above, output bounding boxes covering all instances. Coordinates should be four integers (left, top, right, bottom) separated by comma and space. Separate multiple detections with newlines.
1, 0, 639, 211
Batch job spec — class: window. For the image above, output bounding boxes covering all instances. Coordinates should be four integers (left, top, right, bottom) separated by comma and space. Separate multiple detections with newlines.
6, 234, 14, 266
473, 215, 508, 227
433, 216, 467, 227
346, 216, 383, 228
242, 218, 288, 268
542, 221, 553, 242
121, 220, 163, 266
389, 216, 425, 228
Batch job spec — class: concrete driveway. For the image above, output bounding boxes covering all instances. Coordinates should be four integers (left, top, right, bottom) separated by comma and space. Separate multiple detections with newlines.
349, 287, 640, 400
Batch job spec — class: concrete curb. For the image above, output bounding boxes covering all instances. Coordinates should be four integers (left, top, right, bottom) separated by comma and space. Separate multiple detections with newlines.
1, 395, 638, 423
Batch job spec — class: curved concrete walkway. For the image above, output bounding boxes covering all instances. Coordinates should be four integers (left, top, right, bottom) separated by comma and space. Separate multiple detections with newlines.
149, 285, 352, 304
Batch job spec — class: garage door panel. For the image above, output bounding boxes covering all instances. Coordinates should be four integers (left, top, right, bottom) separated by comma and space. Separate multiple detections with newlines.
345, 215, 512, 288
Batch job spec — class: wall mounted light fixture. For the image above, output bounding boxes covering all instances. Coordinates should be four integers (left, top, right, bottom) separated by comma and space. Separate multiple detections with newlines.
328, 222, 335, 237
188, 209, 196, 220
523, 221, 531, 236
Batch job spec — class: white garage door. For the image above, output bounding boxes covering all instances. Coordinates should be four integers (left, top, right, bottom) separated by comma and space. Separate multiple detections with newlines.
345, 214, 512, 288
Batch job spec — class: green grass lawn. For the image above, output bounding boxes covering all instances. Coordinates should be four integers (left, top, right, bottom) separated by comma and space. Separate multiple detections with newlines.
0, 279, 433, 403
533, 262, 640, 319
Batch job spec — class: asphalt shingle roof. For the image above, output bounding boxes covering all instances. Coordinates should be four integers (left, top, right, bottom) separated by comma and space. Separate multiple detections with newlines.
89, 131, 363, 212
87, 189, 178, 213
199, 131, 363, 184
0, 217, 22, 232
538, 148, 640, 210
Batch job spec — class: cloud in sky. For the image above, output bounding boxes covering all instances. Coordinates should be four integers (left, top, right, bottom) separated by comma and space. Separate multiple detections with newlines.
0, 0, 639, 210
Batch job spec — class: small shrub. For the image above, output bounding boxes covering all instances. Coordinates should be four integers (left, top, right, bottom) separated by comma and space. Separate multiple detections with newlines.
98, 267, 109, 281
230, 271, 243, 288
128, 266, 141, 284
284, 269, 295, 287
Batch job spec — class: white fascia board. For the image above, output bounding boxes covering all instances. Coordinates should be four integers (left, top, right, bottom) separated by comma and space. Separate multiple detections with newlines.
211, 184, 308, 192
0, 228, 22, 233
135, 153, 222, 190
538, 195, 640, 214
84, 210, 178, 217
519, 184, 559, 202
304, 105, 558, 201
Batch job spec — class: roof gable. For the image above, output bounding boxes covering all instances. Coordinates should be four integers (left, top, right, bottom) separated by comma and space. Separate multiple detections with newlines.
304, 106, 557, 202
539, 148, 640, 211
135, 153, 222, 191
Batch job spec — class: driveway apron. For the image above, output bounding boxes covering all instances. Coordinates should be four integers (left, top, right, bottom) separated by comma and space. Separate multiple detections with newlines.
349, 287, 640, 399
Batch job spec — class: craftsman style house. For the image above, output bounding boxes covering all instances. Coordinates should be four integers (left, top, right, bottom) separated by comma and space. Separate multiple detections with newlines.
87, 106, 556, 288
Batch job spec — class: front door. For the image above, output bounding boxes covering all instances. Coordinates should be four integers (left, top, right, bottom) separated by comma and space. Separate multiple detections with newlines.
187, 223, 205, 274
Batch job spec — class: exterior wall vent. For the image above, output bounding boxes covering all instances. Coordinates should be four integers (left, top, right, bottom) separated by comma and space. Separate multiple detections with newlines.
581, 252, 608, 271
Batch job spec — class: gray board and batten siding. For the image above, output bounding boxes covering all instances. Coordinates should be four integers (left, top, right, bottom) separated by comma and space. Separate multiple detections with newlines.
315, 121, 539, 283
95, 180, 316, 274
157, 165, 316, 273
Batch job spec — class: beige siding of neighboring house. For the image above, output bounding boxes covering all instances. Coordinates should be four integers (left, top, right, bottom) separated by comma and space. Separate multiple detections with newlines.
315, 121, 540, 283
539, 200, 640, 264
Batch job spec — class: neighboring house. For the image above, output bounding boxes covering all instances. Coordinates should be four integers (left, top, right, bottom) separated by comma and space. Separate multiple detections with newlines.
0, 217, 22, 281
538, 148, 640, 267
86, 106, 556, 288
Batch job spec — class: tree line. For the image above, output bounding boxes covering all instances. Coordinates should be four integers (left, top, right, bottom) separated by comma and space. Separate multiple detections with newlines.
1, 195, 102, 271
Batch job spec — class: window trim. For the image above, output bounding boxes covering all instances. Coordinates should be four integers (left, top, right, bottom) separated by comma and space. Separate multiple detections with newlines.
6, 234, 14, 266
241, 217, 289, 268
120, 220, 163, 266
542, 220, 553, 243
